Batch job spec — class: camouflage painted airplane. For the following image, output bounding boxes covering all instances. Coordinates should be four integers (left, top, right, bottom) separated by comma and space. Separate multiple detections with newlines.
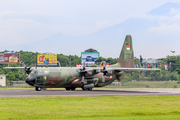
4, 35, 159, 91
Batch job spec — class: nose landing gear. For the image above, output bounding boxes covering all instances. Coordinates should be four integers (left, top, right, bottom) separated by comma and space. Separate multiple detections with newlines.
35, 87, 41, 91
65, 87, 76, 91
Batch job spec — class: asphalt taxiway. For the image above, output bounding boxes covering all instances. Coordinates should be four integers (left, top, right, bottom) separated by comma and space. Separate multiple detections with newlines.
0, 88, 180, 98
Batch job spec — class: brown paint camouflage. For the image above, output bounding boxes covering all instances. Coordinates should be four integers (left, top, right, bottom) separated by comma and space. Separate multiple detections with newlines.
46, 76, 65, 87
26, 35, 149, 89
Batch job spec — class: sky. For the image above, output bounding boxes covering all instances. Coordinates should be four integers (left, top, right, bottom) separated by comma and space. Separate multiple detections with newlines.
0, 0, 180, 59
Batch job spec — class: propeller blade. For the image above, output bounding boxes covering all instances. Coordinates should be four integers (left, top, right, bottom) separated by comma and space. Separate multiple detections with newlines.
116, 74, 121, 81
100, 61, 107, 83
102, 75, 105, 82
82, 76, 84, 83
103, 61, 106, 70
21, 61, 26, 67
21, 71, 27, 78
28, 64, 34, 69
83, 62, 85, 70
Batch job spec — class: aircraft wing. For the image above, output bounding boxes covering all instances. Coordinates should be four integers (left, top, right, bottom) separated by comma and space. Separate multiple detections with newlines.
106, 68, 160, 72
3, 67, 25, 69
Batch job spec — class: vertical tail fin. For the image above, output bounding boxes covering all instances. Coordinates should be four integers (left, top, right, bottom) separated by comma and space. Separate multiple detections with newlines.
118, 35, 135, 68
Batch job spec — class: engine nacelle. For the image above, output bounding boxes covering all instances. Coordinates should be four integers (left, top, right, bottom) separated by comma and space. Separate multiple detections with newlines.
71, 79, 83, 87
83, 84, 94, 89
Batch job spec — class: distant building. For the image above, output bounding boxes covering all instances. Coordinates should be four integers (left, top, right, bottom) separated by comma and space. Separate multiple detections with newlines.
0, 75, 6, 86
142, 58, 162, 64
84, 48, 98, 52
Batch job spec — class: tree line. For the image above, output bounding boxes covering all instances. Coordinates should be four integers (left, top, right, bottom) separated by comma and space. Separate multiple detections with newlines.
0, 50, 180, 82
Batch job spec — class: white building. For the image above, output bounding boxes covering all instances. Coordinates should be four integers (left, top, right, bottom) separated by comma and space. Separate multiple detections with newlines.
0, 75, 6, 86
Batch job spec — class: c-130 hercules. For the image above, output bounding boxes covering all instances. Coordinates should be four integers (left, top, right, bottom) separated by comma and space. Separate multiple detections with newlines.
4, 35, 159, 91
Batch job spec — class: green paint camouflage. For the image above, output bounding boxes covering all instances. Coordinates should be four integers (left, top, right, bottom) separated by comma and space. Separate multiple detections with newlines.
28, 35, 135, 89
5, 35, 159, 90
118, 35, 135, 68
30, 67, 116, 88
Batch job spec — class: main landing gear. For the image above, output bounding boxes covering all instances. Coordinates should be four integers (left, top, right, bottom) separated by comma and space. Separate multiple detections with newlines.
35, 87, 41, 91
65, 87, 76, 91
65, 87, 92, 91
82, 87, 93, 91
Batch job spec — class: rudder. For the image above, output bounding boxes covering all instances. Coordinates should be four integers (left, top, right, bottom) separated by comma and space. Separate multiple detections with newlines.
118, 35, 135, 68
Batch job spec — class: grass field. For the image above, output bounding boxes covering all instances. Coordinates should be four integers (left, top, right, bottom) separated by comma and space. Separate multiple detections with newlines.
0, 96, 180, 120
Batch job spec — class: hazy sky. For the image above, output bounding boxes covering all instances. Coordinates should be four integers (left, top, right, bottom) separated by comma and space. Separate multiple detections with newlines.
0, 0, 180, 58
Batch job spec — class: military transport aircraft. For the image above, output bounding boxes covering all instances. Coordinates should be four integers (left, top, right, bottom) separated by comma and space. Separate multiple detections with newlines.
4, 35, 159, 91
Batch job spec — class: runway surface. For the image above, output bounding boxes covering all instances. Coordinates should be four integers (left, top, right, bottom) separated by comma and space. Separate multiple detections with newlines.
0, 88, 180, 98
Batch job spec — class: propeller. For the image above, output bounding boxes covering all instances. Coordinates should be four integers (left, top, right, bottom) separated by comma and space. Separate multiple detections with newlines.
101, 61, 108, 82
115, 70, 123, 81
79, 62, 87, 83
21, 62, 33, 75
25, 67, 32, 74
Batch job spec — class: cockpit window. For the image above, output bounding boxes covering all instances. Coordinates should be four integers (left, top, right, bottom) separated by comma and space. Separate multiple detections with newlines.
29, 72, 34, 77
34, 70, 37, 74
29, 70, 44, 77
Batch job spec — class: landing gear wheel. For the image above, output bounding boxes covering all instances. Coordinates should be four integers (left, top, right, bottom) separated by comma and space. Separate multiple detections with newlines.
82, 87, 93, 91
65, 88, 71, 91
71, 87, 76, 91
35, 87, 41, 91
88, 88, 93, 91
82, 87, 88, 91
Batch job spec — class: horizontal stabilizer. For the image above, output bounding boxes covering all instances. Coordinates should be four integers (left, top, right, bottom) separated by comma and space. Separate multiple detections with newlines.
107, 68, 160, 72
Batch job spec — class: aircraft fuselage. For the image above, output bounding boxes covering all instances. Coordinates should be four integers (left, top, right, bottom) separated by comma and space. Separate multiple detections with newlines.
26, 67, 116, 89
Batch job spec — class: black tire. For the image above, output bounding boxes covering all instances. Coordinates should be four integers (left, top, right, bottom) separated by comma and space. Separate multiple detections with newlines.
88, 88, 93, 91
82, 87, 88, 91
35, 87, 41, 91
71, 87, 76, 91
65, 88, 71, 91
82, 87, 93, 91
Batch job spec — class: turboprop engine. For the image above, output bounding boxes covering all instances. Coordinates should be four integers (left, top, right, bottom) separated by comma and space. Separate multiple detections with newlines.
71, 79, 83, 87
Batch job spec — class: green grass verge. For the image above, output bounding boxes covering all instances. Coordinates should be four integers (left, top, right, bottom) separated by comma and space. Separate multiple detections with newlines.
1, 96, 180, 120
0, 86, 34, 90
105, 81, 180, 88
1, 81, 180, 90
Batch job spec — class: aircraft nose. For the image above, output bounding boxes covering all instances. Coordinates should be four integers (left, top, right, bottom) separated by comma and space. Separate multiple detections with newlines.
26, 77, 35, 86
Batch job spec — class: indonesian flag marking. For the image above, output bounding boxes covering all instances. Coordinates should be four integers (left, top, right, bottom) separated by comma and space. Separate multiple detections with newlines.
106, 63, 109, 66
109, 76, 112, 79
76, 63, 79, 67
164, 63, 168, 70
126, 46, 130, 50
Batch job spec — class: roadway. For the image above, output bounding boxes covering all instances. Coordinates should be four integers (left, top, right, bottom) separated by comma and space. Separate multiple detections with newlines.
0, 88, 180, 98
